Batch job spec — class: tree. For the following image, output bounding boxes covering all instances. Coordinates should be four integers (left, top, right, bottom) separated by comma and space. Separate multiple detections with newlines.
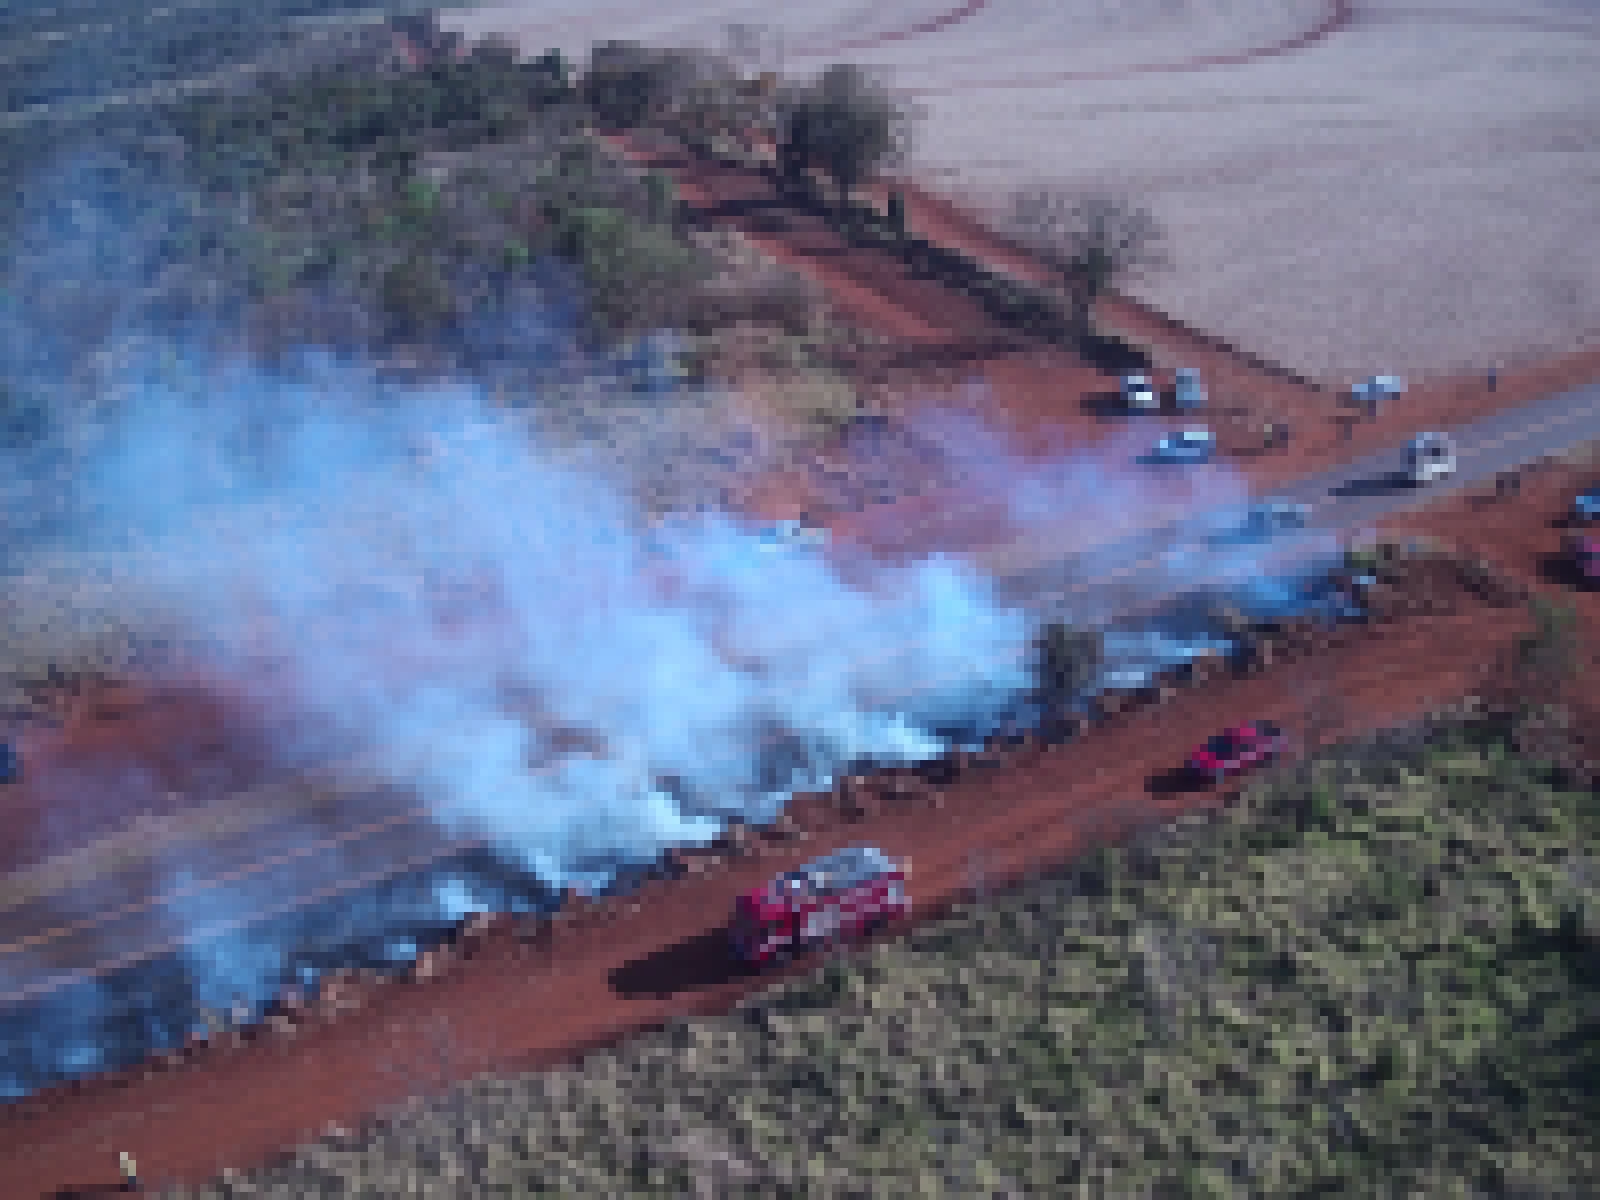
380, 254, 456, 342
1030, 622, 1104, 726
643, 171, 677, 226
1008, 186, 1169, 343
780, 64, 912, 212
555, 206, 705, 338
886, 188, 907, 240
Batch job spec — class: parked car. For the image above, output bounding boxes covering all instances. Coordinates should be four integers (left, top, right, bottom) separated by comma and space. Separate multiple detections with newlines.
1351, 374, 1406, 416
1571, 487, 1600, 524
757, 518, 829, 551
0, 740, 18, 785
1122, 373, 1158, 411
1406, 431, 1456, 485
1240, 500, 1313, 537
731, 845, 910, 967
1173, 367, 1206, 411
1150, 428, 1216, 464
1187, 720, 1288, 784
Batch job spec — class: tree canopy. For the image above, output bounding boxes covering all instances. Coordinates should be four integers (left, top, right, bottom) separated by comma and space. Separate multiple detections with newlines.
779, 64, 913, 207
1009, 186, 1169, 339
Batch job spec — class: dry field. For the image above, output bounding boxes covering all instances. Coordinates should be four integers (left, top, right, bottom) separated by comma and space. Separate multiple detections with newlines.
445, 0, 1600, 383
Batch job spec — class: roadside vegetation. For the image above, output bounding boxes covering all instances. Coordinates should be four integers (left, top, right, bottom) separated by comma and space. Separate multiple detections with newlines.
162, 697, 1598, 1198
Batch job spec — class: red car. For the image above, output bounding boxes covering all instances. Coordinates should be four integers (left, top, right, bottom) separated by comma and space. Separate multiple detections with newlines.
731, 845, 910, 967
1188, 720, 1288, 784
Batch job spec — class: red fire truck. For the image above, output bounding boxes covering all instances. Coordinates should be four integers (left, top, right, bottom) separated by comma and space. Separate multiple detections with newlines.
730, 845, 911, 967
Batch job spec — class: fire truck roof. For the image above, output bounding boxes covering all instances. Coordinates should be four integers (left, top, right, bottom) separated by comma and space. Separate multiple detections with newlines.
777, 845, 897, 897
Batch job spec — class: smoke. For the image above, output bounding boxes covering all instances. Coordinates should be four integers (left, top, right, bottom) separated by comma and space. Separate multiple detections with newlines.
0, 134, 1345, 1099
888, 390, 1340, 628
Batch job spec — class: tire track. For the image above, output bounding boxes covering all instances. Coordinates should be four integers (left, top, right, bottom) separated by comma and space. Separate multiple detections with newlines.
905, 0, 1355, 95
803, 0, 992, 56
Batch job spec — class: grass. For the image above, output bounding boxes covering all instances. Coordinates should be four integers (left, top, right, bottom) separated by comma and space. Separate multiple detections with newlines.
163, 706, 1599, 1198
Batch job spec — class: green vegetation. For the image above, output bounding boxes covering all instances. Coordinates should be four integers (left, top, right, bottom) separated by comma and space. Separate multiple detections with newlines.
173, 707, 1599, 1197
167, 41, 574, 190
1030, 620, 1104, 721
1008, 186, 1170, 343
0, 0, 409, 113
778, 64, 913, 212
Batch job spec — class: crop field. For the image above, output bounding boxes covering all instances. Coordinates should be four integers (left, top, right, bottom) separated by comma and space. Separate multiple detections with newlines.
450, 0, 1600, 382
156, 707, 1599, 1197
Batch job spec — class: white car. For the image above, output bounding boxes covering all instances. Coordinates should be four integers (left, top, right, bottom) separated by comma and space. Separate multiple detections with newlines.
757, 518, 829, 550
1242, 500, 1312, 536
1174, 368, 1206, 411
1150, 428, 1216, 463
1406, 432, 1456, 484
1122, 373, 1158, 411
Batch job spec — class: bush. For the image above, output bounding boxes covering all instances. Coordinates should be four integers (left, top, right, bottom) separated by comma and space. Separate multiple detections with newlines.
380, 255, 456, 342
1030, 621, 1104, 716
778, 64, 914, 208
557, 207, 707, 338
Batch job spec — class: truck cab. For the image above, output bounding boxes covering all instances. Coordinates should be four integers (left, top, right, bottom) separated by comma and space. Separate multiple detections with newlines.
1406, 432, 1456, 485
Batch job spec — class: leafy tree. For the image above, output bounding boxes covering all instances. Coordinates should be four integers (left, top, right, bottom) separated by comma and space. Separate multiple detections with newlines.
1030, 622, 1104, 723
643, 171, 678, 226
1008, 186, 1169, 342
556, 206, 705, 338
469, 34, 521, 70
1516, 595, 1578, 681
533, 48, 571, 91
886, 188, 907, 240
380, 254, 456, 342
780, 65, 913, 212
582, 42, 698, 131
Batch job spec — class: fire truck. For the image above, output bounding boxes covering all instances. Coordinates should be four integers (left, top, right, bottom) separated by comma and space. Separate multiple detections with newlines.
730, 845, 910, 966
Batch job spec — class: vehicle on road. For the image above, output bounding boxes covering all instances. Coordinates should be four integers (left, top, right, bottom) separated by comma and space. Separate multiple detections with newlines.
1406, 431, 1456, 485
1208, 499, 1312, 545
1570, 487, 1600, 524
1149, 428, 1215, 464
731, 845, 910, 967
1352, 373, 1405, 416
1565, 532, 1600, 586
757, 518, 830, 551
1187, 720, 1288, 785
0, 740, 17, 785
1240, 500, 1312, 538
1174, 367, 1206, 411
1122, 373, 1158, 412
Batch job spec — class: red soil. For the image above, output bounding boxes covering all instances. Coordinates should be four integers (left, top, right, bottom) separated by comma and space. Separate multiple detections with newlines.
5, 465, 1595, 1196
